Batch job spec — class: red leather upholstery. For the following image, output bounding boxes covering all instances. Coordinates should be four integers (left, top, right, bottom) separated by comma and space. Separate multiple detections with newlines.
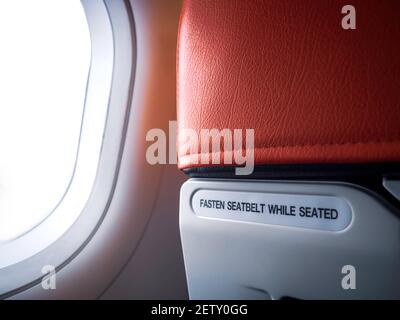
177, 0, 400, 169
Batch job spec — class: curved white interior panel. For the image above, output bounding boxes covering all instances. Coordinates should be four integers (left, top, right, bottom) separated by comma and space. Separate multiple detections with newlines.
2, 0, 186, 300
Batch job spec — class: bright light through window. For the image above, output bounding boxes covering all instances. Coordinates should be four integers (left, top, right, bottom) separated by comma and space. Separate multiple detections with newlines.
0, 1, 91, 242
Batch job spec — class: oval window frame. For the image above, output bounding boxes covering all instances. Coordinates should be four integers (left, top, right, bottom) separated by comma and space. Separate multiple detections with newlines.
0, 0, 136, 296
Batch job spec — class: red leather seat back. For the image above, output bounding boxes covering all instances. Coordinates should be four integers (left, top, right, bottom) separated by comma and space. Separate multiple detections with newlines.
177, 0, 400, 169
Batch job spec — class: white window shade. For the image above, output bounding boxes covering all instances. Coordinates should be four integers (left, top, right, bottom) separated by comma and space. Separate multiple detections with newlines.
0, 1, 91, 242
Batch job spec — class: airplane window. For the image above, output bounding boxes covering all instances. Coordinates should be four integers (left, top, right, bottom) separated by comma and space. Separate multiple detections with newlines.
0, 1, 91, 242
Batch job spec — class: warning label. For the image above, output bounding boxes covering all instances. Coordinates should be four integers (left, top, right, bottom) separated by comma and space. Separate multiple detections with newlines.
193, 190, 352, 231
199, 199, 339, 220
